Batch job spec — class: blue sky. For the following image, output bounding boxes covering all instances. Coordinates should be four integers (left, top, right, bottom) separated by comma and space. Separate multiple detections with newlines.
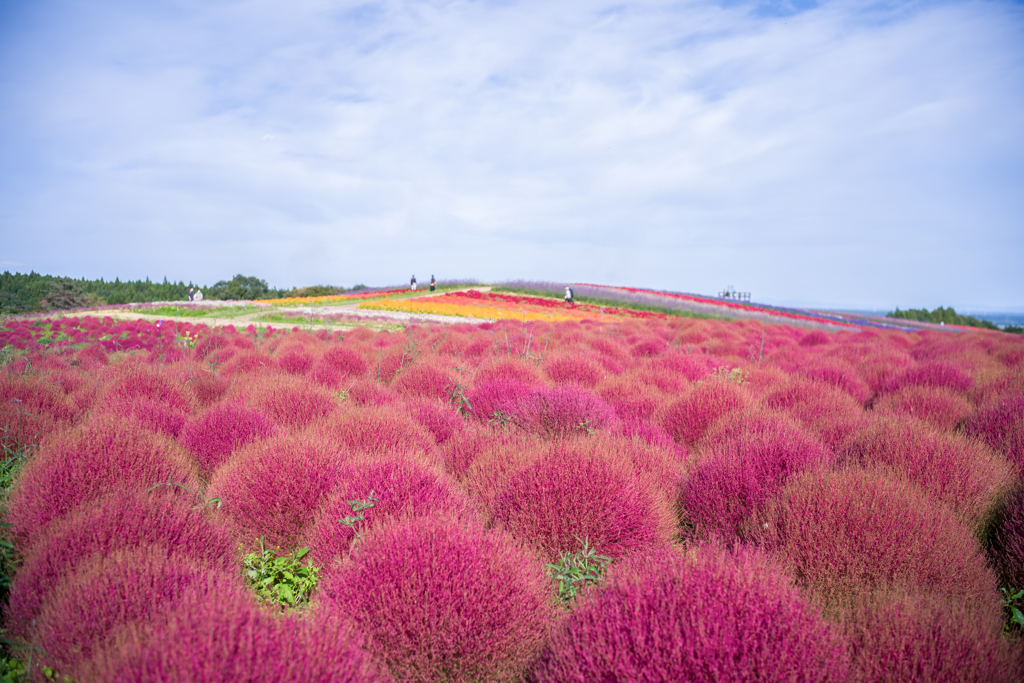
1, 0, 1022, 310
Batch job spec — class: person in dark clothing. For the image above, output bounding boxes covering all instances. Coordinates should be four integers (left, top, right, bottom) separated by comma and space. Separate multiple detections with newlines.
430, 276, 436, 292
188, 287, 194, 302
411, 275, 417, 291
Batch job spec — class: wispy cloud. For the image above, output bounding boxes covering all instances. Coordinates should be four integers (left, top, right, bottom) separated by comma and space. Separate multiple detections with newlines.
1, 0, 1021, 308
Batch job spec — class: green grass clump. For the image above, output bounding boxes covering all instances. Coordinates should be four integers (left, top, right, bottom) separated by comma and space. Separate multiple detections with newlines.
243, 537, 321, 610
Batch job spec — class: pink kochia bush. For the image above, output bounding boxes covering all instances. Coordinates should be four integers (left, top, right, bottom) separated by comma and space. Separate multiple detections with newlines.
660, 379, 746, 446
490, 447, 673, 560
841, 416, 1015, 532
31, 551, 241, 675
879, 360, 974, 396
966, 393, 1024, 468
753, 468, 1000, 612
206, 434, 348, 549
6, 492, 236, 642
679, 412, 830, 540
872, 385, 974, 432
530, 546, 850, 682
843, 593, 1022, 683
83, 581, 385, 683
302, 457, 474, 568
5, 414, 198, 545
179, 403, 278, 476
990, 486, 1024, 591
321, 517, 555, 682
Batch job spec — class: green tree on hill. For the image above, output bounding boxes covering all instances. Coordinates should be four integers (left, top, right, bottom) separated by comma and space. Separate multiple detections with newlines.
888, 306, 999, 330
207, 274, 278, 301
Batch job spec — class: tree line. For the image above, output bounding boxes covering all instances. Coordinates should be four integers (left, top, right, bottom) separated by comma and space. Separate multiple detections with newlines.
887, 306, 1020, 332
0, 272, 368, 315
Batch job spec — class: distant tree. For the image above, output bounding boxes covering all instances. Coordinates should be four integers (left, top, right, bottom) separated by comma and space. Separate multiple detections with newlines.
207, 274, 275, 301
888, 306, 999, 330
283, 285, 343, 298
39, 278, 92, 311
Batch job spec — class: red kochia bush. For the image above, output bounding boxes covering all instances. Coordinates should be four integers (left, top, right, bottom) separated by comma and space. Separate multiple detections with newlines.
660, 379, 746, 446
679, 412, 830, 540
544, 355, 604, 388
515, 385, 619, 439
239, 375, 339, 429
326, 406, 434, 457
990, 486, 1024, 591
179, 403, 278, 476
103, 395, 188, 437
879, 361, 974, 395
844, 593, 1022, 683
0, 374, 79, 451
6, 492, 235, 642
206, 434, 348, 549
277, 348, 314, 375
392, 361, 452, 400
762, 379, 868, 452
468, 377, 535, 423
753, 468, 1000, 612
872, 385, 974, 432
842, 416, 1015, 532
6, 415, 198, 545
303, 458, 474, 568
490, 448, 672, 560
966, 393, 1024, 467
321, 517, 555, 683
530, 546, 849, 683
32, 551, 240, 675
406, 398, 464, 445
83, 582, 384, 683
106, 362, 194, 414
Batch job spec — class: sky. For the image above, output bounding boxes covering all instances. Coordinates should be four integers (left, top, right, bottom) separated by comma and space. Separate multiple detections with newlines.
1, 0, 1022, 311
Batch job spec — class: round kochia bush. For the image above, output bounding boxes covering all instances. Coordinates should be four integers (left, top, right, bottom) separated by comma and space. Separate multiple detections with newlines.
679, 411, 831, 540
966, 393, 1024, 468
83, 580, 384, 683
660, 379, 746, 446
841, 416, 1015, 533
5, 414, 198, 545
490, 446, 673, 561
753, 468, 1000, 612
530, 546, 850, 683
6, 491, 236, 643
179, 402, 278, 475
207, 433, 348, 549
31, 551, 240, 675
302, 457, 474, 568
989, 485, 1024, 591
321, 517, 556, 683
843, 593, 1022, 683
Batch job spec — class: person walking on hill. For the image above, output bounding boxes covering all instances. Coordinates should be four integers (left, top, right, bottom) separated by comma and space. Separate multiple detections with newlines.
430, 275, 436, 292
411, 275, 417, 291
564, 286, 573, 304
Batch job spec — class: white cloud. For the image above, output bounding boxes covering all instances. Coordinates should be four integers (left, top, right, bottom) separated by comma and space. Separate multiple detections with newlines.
0, 0, 1022, 308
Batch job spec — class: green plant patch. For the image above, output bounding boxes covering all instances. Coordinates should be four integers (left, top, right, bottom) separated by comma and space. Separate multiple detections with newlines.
546, 537, 612, 607
243, 538, 321, 610
136, 305, 263, 319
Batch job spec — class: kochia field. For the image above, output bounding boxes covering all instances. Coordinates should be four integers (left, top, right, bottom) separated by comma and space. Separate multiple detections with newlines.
1, 312, 1023, 682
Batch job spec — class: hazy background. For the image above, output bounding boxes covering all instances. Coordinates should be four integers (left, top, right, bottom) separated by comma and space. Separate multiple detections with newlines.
1, 0, 1022, 311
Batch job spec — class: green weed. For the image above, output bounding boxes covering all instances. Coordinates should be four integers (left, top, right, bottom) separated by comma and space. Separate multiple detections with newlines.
1000, 587, 1024, 633
243, 537, 321, 610
546, 537, 612, 607
339, 490, 379, 546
